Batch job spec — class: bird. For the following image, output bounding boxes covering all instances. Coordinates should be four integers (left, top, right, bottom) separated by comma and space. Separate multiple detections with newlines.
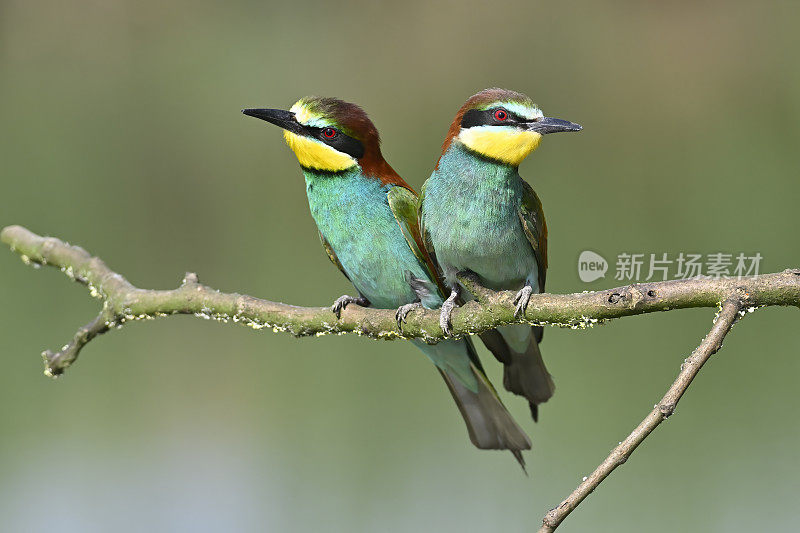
417, 88, 581, 421
242, 97, 531, 468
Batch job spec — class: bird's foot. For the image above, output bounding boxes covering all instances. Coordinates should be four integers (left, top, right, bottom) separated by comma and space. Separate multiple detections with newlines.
395, 301, 423, 330
331, 294, 369, 319
513, 284, 534, 318
439, 286, 461, 336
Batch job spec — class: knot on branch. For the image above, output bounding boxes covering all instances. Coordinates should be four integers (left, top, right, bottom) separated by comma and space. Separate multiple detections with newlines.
658, 402, 676, 418
181, 272, 200, 287
542, 508, 562, 530
606, 285, 647, 308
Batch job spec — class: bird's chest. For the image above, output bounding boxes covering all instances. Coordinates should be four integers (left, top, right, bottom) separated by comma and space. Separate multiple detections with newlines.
304, 174, 420, 307
425, 172, 535, 290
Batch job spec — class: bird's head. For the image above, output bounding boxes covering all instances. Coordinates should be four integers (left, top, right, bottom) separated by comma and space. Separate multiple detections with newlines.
243, 97, 399, 180
441, 88, 582, 166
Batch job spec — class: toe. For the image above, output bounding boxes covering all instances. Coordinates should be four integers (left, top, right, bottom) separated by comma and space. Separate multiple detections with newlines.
513, 289, 532, 318
331, 296, 349, 318
439, 310, 451, 336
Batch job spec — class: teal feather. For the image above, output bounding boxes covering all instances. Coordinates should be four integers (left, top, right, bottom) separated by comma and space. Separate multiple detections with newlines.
422, 143, 539, 291
305, 169, 427, 308
302, 166, 530, 464
420, 141, 555, 420
246, 95, 531, 467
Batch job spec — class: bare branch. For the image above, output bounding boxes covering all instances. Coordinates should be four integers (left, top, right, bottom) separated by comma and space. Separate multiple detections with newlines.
538, 298, 742, 533
1, 224, 797, 530
2, 224, 798, 377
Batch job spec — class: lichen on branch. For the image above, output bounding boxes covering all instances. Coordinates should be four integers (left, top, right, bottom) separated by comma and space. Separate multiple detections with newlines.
3, 224, 800, 377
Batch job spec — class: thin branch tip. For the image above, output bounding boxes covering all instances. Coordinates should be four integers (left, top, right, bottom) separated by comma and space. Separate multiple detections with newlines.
536, 298, 742, 532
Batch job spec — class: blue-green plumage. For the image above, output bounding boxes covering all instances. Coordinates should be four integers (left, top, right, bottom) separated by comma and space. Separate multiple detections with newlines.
305, 168, 480, 393
419, 88, 580, 422
305, 170, 432, 308
243, 97, 531, 467
423, 143, 539, 292
421, 141, 554, 420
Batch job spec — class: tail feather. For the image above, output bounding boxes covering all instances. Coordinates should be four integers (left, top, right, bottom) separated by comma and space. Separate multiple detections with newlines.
481, 325, 555, 422
438, 363, 531, 471
414, 337, 531, 470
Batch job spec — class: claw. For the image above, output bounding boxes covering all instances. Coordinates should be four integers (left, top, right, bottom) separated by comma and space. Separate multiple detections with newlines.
331, 294, 369, 319
513, 284, 534, 318
395, 301, 423, 330
439, 285, 461, 336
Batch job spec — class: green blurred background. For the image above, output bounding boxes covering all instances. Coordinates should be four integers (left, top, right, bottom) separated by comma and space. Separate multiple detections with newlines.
1, 1, 799, 531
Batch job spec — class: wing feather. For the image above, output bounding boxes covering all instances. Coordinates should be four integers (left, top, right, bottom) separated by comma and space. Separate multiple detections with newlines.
387, 184, 446, 294
318, 230, 350, 281
517, 179, 548, 292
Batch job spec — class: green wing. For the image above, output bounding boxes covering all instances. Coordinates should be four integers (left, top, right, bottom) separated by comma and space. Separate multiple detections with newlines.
318, 230, 350, 281
416, 180, 438, 270
386, 185, 444, 292
518, 179, 548, 292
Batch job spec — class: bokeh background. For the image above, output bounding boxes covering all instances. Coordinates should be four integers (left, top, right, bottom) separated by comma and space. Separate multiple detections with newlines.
2, 1, 799, 531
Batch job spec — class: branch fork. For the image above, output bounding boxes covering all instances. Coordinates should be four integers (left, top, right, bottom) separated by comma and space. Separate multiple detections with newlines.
3, 224, 798, 531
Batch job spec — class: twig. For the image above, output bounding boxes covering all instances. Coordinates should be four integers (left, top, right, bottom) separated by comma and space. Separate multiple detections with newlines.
2, 224, 798, 377
538, 298, 742, 532
41, 306, 114, 377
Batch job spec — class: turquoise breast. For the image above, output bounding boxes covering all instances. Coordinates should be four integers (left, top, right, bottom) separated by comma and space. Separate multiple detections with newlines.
304, 169, 433, 308
423, 143, 538, 291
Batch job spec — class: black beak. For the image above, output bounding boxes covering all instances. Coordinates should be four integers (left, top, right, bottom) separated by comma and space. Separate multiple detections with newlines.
242, 108, 305, 135
527, 117, 582, 135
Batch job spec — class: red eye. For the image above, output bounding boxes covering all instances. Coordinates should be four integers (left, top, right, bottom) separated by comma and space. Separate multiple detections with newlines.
494, 109, 508, 121
323, 127, 337, 138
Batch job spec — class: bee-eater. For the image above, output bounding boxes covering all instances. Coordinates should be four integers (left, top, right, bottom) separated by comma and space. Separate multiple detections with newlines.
243, 97, 531, 467
418, 88, 581, 421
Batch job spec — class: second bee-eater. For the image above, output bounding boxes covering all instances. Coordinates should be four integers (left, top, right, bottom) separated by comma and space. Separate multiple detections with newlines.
243, 97, 531, 467
418, 88, 582, 420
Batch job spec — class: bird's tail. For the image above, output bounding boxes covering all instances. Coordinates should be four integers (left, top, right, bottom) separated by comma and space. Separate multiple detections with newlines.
415, 338, 531, 470
480, 324, 555, 422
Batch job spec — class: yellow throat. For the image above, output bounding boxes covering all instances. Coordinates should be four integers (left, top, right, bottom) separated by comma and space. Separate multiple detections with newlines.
283, 130, 357, 172
458, 127, 542, 166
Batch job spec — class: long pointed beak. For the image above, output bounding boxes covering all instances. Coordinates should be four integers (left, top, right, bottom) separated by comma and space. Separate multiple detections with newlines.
527, 117, 582, 135
242, 108, 305, 135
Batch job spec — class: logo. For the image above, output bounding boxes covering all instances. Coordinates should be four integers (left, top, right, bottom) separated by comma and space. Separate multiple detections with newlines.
578, 250, 608, 282
576, 251, 762, 283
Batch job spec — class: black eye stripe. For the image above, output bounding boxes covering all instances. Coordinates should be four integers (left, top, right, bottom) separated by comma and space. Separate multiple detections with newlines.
461, 107, 527, 128
303, 125, 365, 160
